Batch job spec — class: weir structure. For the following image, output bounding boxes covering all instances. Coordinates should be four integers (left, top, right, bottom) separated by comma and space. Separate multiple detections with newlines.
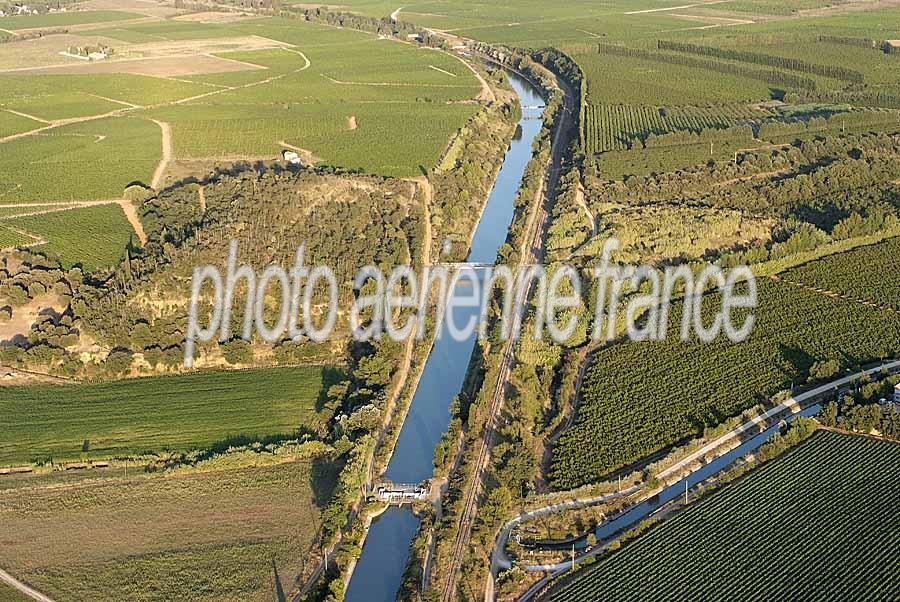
374, 481, 430, 505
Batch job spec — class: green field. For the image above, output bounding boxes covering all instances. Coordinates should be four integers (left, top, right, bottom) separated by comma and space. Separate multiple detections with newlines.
0, 225, 32, 249
0, 458, 339, 601
0, 110, 43, 139
550, 278, 900, 488
0, 10, 141, 30
0, 116, 160, 204
3, 203, 136, 270
782, 237, 900, 311
0, 367, 330, 464
0, 583, 30, 602
550, 431, 900, 601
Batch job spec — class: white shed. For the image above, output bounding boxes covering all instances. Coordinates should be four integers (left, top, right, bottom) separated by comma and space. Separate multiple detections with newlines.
282, 150, 302, 165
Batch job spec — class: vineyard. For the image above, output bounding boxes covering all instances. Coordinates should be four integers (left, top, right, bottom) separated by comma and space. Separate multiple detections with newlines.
0, 116, 159, 204
0, 226, 31, 250
549, 431, 900, 601
583, 103, 764, 154
0, 582, 30, 602
657, 40, 865, 83
0, 110, 42, 139
0, 10, 140, 30
3, 203, 135, 270
549, 278, 900, 488
0, 367, 329, 464
0, 458, 339, 602
782, 237, 900, 311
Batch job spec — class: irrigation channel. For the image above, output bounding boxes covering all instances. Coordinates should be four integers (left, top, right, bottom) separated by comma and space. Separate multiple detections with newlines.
344, 72, 546, 602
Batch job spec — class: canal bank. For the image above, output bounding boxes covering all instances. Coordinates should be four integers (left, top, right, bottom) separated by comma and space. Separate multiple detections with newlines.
343, 71, 547, 602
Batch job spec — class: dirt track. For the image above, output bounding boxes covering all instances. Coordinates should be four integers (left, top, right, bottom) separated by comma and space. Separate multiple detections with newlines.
150, 119, 172, 190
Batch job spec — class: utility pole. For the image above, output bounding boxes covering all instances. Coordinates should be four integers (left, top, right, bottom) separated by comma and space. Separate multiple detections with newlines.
571, 544, 576, 572
684, 481, 688, 505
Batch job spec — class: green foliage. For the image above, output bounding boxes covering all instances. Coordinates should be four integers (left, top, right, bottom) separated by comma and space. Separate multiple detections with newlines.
0, 10, 140, 30
7, 204, 135, 271
584, 103, 763, 154
782, 237, 900, 311
0, 116, 160, 203
597, 43, 818, 91
658, 40, 865, 83
0, 110, 42, 138
0, 367, 329, 464
550, 279, 900, 487
552, 431, 900, 601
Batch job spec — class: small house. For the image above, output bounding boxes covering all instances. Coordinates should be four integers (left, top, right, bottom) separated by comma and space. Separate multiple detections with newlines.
894, 383, 900, 404
88, 51, 108, 61
885, 40, 900, 54
406, 33, 423, 42
282, 150, 302, 165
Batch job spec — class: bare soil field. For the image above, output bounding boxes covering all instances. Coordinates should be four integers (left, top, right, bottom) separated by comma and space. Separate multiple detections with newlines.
125, 35, 290, 57
0, 33, 126, 70
13, 53, 262, 77
78, 0, 180, 18
172, 11, 260, 23
0, 293, 65, 347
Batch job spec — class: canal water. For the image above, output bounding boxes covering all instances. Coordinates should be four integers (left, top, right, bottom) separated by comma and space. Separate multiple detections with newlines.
344, 72, 546, 602
592, 403, 823, 542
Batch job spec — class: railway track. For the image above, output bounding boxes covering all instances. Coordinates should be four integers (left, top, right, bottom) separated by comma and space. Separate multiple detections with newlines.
440, 62, 575, 602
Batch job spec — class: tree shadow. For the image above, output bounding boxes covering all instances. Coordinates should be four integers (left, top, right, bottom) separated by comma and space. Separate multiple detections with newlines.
311, 453, 344, 508
272, 559, 286, 602
316, 365, 348, 413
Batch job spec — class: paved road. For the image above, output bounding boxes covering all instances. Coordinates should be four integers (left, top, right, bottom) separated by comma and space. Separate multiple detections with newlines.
509, 359, 900, 601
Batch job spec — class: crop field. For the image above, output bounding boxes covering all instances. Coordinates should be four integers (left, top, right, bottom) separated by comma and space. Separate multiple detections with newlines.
583, 102, 765, 153
782, 237, 900, 311
598, 137, 753, 179
0, 10, 142, 30
550, 431, 900, 601
0, 90, 122, 122
0, 366, 330, 464
0, 458, 339, 601
389, 0, 900, 177
0, 582, 30, 602
0, 226, 32, 250
0, 110, 43, 139
0, 116, 159, 204
550, 278, 900, 488
0, 15, 483, 267
3, 203, 135, 270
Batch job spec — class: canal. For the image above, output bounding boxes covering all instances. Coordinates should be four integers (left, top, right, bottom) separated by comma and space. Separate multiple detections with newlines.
344, 71, 546, 602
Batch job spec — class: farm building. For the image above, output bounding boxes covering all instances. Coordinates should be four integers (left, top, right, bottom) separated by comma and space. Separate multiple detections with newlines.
885, 40, 900, 53
282, 150, 302, 165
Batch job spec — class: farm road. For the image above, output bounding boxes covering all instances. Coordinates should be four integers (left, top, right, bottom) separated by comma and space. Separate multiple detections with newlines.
0, 198, 147, 246
150, 119, 172, 190
0, 567, 56, 602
